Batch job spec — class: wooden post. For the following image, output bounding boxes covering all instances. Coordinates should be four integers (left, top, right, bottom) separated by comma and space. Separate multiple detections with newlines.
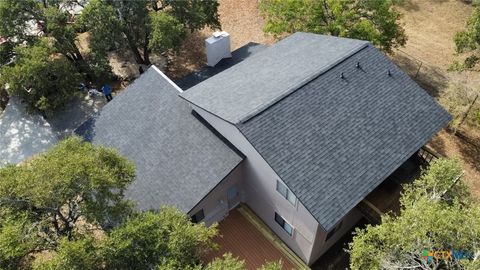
414, 61, 423, 78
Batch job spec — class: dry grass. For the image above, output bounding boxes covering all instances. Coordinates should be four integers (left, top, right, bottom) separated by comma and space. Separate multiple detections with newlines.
395, 0, 472, 69
394, 0, 480, 198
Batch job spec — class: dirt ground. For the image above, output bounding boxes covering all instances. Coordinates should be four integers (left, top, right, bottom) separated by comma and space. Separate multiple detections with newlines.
166, 0, 275, 79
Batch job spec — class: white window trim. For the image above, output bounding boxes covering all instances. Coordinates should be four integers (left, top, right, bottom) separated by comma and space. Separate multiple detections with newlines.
276, 180, 297, 206
274, 212, 295, 237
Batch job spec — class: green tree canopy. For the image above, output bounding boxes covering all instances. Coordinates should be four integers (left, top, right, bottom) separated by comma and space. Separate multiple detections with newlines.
0, 0, 114, 114
0, 137, 135, 269
348, 159, 480, 270
0, 0, 85, 67
102, 207, 217, 270
32, 207, 282, 270
259, 0, 407, 53
454, 6, 480, 70
0, 40, 81, 115
78, 0, 220, 65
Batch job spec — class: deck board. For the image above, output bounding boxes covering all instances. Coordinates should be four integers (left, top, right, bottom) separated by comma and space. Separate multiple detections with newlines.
204, 208, 298, 270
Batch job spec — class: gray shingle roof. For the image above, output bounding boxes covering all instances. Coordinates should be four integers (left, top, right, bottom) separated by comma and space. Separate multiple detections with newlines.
180, 32, 368, 124
237, 43, 451, 230
76, 67, 243, 212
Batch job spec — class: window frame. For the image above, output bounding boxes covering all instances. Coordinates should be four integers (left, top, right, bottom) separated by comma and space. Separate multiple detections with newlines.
276, 180, 297, 205
274, 212, 294, 236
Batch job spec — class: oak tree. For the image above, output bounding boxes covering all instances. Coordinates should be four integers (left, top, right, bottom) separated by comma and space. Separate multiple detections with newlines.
259, 0, 407, 53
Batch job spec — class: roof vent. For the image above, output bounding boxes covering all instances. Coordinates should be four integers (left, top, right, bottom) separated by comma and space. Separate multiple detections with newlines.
387, 69, 392, 76
340, 72, 345, 79
356, 62, 361, 68
205, 31, 232, 67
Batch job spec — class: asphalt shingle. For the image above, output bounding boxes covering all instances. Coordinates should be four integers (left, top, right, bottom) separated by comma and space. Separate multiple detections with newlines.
76, 67, 243, 212
236, 44, 451, 230
181, 33, 368, 124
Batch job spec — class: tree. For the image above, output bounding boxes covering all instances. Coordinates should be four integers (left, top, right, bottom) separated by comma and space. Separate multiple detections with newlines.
0, 137, 135, 268
453, 6, 480, 70
0, 40, 81, 115
32, 237, 102, 270
79, 0, 220, 65
348, 159, 480, 270
31, 207, 283, 270
0, 211, 40, 269
102, 207, 218, 270
0, 0, 114, 113
259, 0, 407, 53
0, 0, 86, 68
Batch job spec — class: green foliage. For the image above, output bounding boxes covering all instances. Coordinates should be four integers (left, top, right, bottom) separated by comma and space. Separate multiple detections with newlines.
0, 41, 15, 66
0, 40, 81, 115
149, 12, 186, 53
348, 159, 480, 270
44, 6, 83, 63
0, 212, 39, 269
401, 158, 468, 205
80, 0, 220, 65
32, 237, 102, 270
0, 136, 135, 262
259, 0, 407, 53
103, 207, 218, 270
203, 253, 283, 270
163, 0, 221, 32
0, 0, 114, 107
454, 7, 480, 70
0, 0, 43, 53
257, 260, 283, 270
203, 253, 246, 270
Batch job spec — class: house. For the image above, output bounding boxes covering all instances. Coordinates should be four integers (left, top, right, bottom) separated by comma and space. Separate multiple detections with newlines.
76, 32, 451, 266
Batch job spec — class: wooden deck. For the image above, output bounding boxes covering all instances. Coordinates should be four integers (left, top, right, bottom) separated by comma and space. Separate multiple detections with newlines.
204, 207, 301, 270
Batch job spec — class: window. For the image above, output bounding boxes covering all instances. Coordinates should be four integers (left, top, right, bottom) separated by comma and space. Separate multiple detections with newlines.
274, 212, 294, 236
191, 209, 205, 223
326, 221, 342, 241
276, 180, 297, 205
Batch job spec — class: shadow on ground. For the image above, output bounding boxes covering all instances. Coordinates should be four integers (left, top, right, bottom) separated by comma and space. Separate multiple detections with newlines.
456, 130, 480, 171
167, 31, 211, 79
392, 52, 449, 98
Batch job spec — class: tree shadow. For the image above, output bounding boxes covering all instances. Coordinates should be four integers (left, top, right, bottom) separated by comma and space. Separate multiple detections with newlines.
46, 94, 105, 139
0, 97, 58, 166
174, 42, 267, 90
428, 132, 447, 157
392, 52, 449, 98
396, 0, 420, 11
166, 31, 210, 79
456, 130, 480, 172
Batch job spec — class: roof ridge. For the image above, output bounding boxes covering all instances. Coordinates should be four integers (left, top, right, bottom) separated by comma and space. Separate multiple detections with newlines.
238, 42, 370, 124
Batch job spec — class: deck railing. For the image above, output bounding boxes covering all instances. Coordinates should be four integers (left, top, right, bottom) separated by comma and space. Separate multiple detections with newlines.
357, 200, 382, 225
417, 146, 440, 166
